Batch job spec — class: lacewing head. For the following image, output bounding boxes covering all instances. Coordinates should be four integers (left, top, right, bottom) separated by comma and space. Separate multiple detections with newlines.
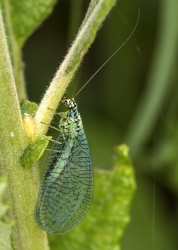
62, 98, 76, 109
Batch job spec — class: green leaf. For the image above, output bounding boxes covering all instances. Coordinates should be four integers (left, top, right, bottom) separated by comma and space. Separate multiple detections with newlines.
0, 0, 57, 47
0, 177, 13, 250
49, 144, 136, 250
20, 100, 38, 117
21, 135, 51, 165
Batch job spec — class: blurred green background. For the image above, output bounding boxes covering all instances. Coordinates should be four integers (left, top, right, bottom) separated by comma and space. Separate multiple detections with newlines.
22, 0, 178, 249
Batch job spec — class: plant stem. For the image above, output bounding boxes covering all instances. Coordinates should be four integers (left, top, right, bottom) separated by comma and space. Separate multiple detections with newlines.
35, 0, 117, 136
0, 9, 49, 250
1, 0, 27, 100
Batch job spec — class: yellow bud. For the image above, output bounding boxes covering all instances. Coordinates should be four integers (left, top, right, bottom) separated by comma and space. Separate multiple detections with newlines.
23, 113, 36, 139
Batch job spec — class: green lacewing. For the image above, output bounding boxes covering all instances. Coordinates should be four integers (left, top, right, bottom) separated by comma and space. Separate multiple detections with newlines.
35, 12, 139, 234
35, 98, 93, 235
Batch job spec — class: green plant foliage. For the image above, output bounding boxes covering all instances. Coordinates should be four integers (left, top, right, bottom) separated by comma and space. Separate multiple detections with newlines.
0, 177, 13, 250
21, 135, 51, 165
20, 100, 38, 117
20, 100, 52, 164
0, 0, 57, 47
48, 144, 136, 250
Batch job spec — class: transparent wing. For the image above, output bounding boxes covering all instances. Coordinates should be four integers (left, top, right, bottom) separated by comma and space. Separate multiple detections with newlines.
35, 125, 93, 235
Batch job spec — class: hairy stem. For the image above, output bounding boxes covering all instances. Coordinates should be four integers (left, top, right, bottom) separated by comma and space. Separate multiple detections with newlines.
0, 8, 49, 250
35, 0, 117, 136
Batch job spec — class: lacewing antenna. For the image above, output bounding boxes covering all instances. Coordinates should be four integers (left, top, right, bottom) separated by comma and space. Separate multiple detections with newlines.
74, 10, 140, 97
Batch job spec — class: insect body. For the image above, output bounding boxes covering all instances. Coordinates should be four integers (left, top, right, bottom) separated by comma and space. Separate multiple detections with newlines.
35, 98, 93, 235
